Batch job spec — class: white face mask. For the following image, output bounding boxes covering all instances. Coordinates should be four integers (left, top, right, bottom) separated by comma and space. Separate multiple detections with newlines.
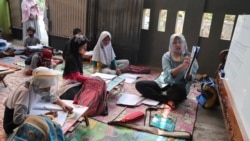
33, 85, 50, 96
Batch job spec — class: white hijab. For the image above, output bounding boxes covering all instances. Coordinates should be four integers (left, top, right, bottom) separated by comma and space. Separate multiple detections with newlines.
168, 33, 189, 56
5, 67, 58, 113
92, 31, 116, 65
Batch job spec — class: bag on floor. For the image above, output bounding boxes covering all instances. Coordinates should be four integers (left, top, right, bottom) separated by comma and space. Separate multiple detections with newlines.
126, 65, 151, 74
73, 77, 108, 117
8, 115, 64, 141
197, 76, 218, 108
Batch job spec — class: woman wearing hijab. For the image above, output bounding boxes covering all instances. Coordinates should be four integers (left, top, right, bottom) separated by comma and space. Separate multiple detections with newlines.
92, 31, 129, 75
21, 0, 41, 40
59, 35, 91, 100
3, 67, 73, 134
136, 33, 199, 109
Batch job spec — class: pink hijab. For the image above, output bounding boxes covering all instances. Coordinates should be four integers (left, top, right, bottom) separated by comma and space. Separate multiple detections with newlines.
21, 0, 40, 22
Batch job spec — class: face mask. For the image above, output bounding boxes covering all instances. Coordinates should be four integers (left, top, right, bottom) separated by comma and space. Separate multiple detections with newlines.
42, 61, 51, 67
29, 34, 34, 37
33, 85, 51, 97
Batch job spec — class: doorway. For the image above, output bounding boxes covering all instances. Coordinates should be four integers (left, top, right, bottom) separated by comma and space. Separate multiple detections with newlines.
36, 0, 48, 45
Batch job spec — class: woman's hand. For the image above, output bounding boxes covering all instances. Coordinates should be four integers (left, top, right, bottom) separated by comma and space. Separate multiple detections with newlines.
31, 4, 37, 9
181, 57, 191, 69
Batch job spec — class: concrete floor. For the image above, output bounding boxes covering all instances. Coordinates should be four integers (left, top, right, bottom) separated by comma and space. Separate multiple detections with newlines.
193, 105, 228, 141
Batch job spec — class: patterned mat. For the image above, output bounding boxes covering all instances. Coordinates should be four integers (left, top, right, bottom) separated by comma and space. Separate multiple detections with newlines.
106, 84, 200, 138
92, 70, 160, 123
65, 118, 185, 141
0, 56, 200, 140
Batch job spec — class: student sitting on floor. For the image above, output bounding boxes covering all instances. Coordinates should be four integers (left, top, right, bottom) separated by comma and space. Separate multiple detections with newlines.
0, 32, 16, 58
59, 35, 92, 100
92, 31, 129, 75
24, 49, 53, 75
136, 33, 199, 109
63, 28, 83, 60
23, 27, 41, 55
3, 67, 73, 135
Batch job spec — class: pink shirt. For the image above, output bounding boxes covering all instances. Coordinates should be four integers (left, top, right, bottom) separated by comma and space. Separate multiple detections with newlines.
21, 0, 40, 22
63, 72, 89, 83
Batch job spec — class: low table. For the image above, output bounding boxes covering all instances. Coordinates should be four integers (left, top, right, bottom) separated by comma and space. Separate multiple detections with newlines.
0, 69, 15, 87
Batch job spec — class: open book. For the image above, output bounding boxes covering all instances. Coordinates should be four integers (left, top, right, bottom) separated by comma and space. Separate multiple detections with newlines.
27, 44, 43, 50
119, 73, 140, 83
117, 93, 159, 106
29, 100, 88, 130
29, 101, 67, 126
184, 46, 200, 79
60, 100, 88, 134
91, 72, 117, 80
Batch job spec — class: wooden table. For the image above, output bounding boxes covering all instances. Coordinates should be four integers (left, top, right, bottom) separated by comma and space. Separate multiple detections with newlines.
0, 69, 15, 87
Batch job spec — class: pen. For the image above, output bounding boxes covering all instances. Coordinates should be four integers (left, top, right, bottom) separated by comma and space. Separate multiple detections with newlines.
44, 106, 63, 112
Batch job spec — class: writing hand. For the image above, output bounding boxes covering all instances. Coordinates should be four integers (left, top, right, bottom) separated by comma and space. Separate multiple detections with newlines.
45, 111, 58, 119
61, 104, 73, 114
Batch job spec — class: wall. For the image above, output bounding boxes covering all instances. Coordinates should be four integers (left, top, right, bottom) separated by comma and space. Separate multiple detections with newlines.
198, 0, 250, 77
0, 0, 11, 34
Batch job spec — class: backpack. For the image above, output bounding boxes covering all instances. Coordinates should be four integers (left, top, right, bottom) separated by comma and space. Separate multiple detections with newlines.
73, 77, 108, 117
8, 115, 64, 141
197, 76, 218, 108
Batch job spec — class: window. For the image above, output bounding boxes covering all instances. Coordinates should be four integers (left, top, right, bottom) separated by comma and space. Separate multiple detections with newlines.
142, 9, 151, 30
221, 14, 236, 40
157, 9, 167, 32
200, 13, 213, 38
175, 11, 185, 34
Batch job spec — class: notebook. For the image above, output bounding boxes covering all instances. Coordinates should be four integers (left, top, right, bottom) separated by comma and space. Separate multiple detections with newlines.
150, 114, 175, 132
117, 93, 145, 106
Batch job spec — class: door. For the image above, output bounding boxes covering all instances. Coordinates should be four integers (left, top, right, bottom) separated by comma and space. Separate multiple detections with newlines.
48, 0, 87, 50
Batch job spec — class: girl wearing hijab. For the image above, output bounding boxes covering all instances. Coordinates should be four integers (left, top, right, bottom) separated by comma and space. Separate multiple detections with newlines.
59, 35, 91, 100
92, 31, 129, 75
136, 33, 199, 109
3, 67, 73, 134
21, 0, 41, 40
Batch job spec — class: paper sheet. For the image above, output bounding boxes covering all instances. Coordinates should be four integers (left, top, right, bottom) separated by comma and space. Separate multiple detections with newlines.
141, 99, 159, 106
27, 44, 43, 49
117, 93, 145, 106
120, 73, 140, 83
91, 72, 117, 80
29, 110, 68, 126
